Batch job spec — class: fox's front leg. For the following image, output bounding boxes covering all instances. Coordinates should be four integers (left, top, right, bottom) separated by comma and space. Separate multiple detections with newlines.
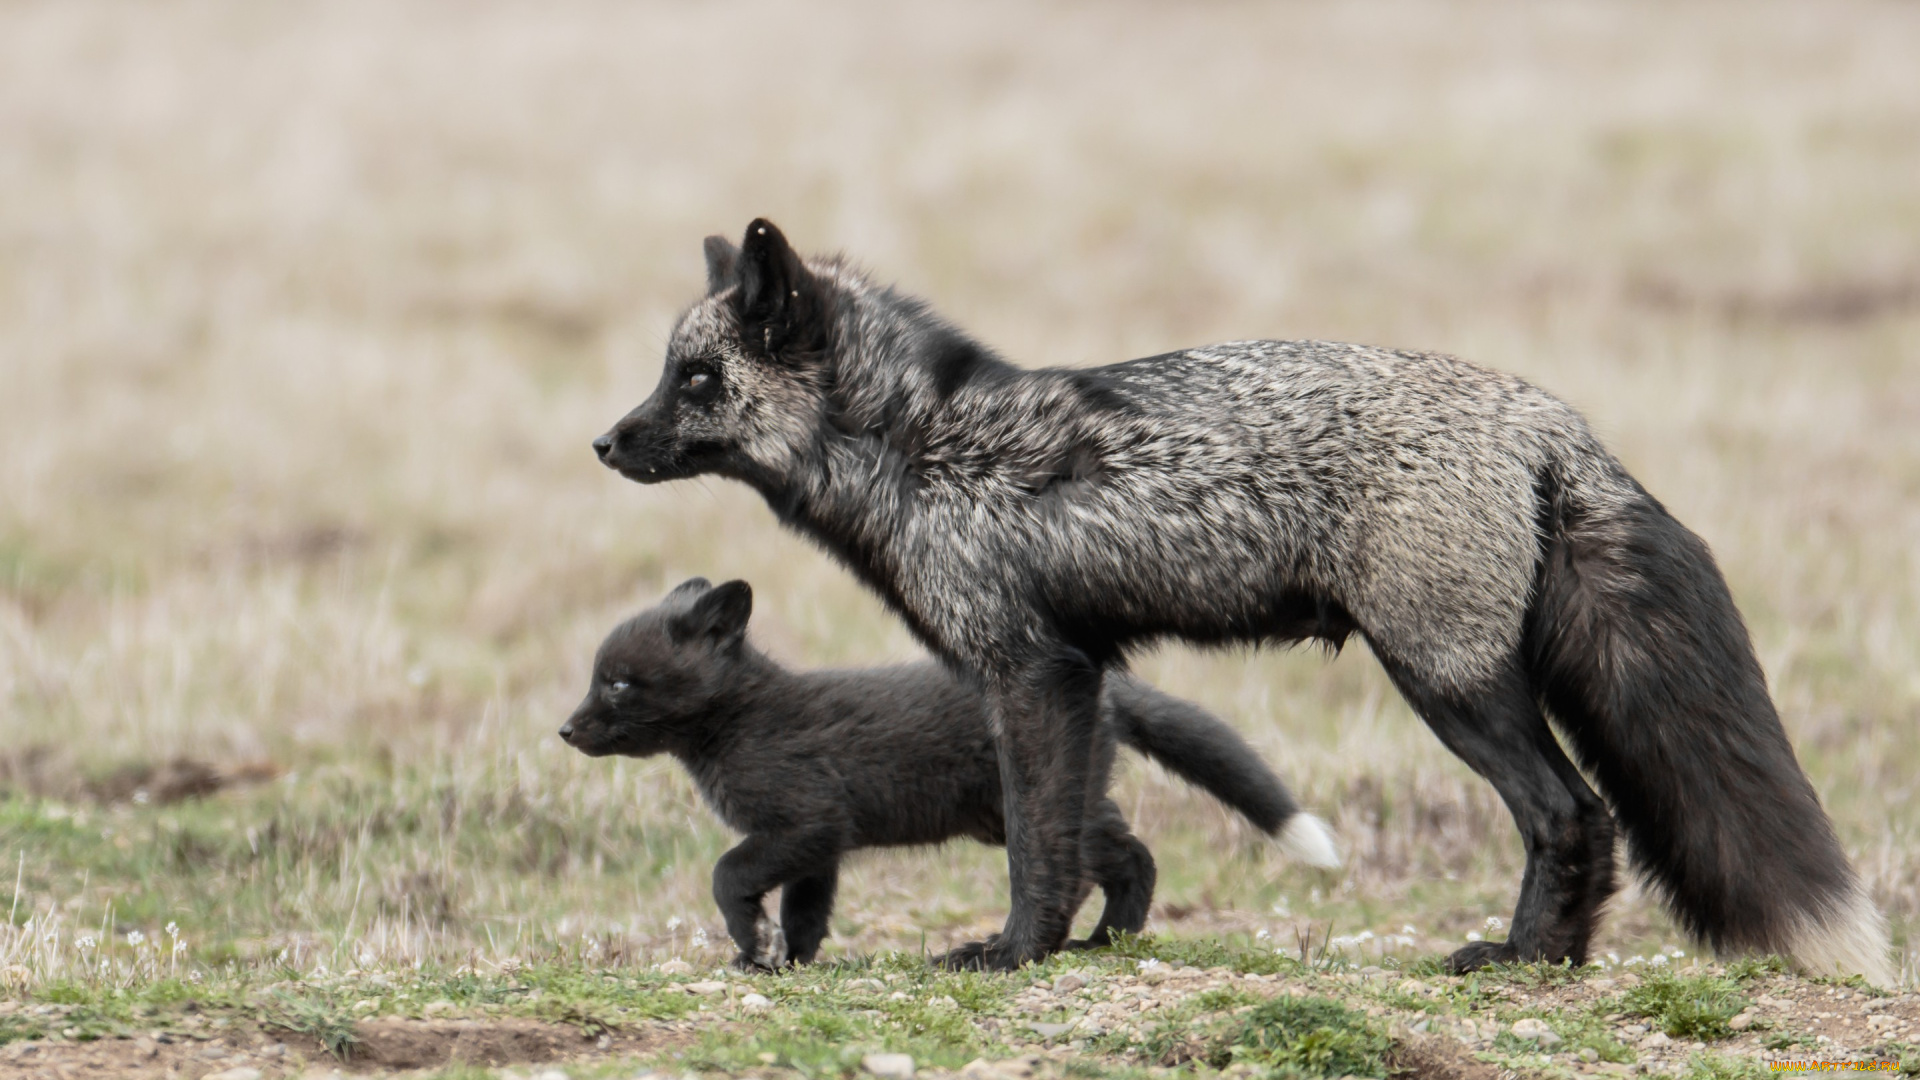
939, 650, 1104, 971
711, 833, 836, 971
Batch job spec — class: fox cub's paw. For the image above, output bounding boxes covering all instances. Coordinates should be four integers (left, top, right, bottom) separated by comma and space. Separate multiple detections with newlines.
736, 913, 787, 972
732, 951, 782, 973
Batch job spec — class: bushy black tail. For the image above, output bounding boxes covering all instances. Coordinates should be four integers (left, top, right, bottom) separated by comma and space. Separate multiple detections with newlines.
1103, 676, 1340, 868
1529, 474, 1889, 983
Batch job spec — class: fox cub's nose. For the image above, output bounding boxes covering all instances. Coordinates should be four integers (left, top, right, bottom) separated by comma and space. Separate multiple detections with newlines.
558, 723, 575, 742
592, 434, 615, 461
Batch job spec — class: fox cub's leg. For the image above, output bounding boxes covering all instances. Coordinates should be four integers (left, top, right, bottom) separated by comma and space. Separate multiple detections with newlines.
778, 868, 840, 966
1069, 799, 1156, 949
1380, 658, 1616, 972
713, 834, 841, 971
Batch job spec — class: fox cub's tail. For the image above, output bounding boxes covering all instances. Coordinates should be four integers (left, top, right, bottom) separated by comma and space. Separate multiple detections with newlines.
1533, 472, 1891, 985
1104, 676, 1340, 868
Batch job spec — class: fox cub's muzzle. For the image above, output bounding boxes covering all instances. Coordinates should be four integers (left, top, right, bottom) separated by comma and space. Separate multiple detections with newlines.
558, 702, 618, 757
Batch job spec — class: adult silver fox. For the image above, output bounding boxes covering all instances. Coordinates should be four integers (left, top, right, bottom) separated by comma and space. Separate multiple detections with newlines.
595, 219, 1890, 981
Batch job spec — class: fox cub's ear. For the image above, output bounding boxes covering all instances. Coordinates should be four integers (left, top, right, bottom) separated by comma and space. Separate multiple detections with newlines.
734, 218, 826, 361
669, 579, 752, 646
703, 235, 739, 295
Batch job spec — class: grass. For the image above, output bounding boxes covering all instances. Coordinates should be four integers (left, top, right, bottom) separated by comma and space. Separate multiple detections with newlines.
1219, 996, 1393, 1078
0, 0, 1916, 1057
1623, 970, 1753, 1041
1683, 1052, 1770, 1080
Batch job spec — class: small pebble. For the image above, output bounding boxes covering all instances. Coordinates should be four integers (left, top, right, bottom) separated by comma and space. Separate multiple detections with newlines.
863, 1052, 916, 1079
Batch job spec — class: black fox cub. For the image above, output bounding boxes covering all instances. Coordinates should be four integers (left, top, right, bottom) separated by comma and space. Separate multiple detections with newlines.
560, 577, 1335, 970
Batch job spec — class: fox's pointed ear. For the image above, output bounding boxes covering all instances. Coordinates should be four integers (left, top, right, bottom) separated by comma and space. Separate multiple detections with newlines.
665, 577, 713, 601
669, 579, 752, 646
703, 235, 739, 294
735, 218, 826, 360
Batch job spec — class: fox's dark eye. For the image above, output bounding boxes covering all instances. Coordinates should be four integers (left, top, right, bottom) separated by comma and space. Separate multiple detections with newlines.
607, 680, 631, 697
683, 371, 715, 394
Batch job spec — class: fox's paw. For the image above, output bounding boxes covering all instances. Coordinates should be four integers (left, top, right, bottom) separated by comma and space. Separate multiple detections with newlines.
933, 934, 1040, 972
731, 951, 779, 974
932, 941, 991, 971
1445, 940, 1520, 973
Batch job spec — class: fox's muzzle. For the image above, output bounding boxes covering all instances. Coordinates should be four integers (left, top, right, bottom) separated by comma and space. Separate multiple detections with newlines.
594, 402, 681, 484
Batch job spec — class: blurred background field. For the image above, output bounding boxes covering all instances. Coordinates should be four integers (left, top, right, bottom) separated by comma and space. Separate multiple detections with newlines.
1, 0, 1917, 987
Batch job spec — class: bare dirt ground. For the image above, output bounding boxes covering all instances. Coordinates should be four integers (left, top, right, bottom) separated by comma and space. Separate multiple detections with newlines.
0, 1015, 681, 1078
1, 966, 1916, 1079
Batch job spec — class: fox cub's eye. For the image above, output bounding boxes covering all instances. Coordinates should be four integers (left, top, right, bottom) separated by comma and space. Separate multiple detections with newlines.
684, 371, 713, 392
607, 680, 631, 696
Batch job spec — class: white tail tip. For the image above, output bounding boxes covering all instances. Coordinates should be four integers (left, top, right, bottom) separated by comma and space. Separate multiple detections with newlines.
1277, 813, 1341, 868
1788, 885, 1895, 988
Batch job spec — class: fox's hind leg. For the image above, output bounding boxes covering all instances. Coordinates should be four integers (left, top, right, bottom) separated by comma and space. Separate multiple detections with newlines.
1069, 799, 1156, 949
1378, 656, 1615, 972
779, 867, 840, 965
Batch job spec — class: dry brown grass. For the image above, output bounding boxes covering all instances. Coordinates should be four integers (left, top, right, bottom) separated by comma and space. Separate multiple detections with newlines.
1, 0, 1916, 985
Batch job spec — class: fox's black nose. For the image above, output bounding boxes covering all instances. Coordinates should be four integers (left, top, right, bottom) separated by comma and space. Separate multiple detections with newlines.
592, 435, 614, 461
558, 723, 574, 741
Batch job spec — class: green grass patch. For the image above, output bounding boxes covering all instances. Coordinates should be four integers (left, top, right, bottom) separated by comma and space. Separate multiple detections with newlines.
263, 990, 362, 1060
1491, 1006, 1635, 1065
1724, 956, 1791, 983
1683, 1051, 1768, 1080
681, 1002, 991, 1077
1623, 969, 1751, 1041
1221, 995, 1392, 1078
